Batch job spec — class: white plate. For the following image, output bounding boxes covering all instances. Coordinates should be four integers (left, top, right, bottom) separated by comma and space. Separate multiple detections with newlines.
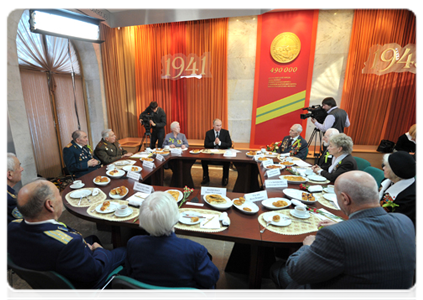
109, 187, 129, 199
106, 169, 125, 178
283, 188, 317, 204
323, 188, 335, 193
290, 209, 311, 219
95, 202, 119, 214
189, 150, 201, 154
93, 176, 111, 186
262, 212, 292, 226
70, 183, 85, 189
115, 208, 133, 217
140, 157, 155, 162
203, 194, 233, 210
323, 193, 337, 202
264, 164, 286, 170
307, 174, 327, 182
245, 151, 258, 157
257, 157, 271, 163
122, 165, 142, 173
165, 189, 183, 203
232, 198, 259, 214
69, 189, 92, 198
279, 175, 307, 184
179, 211, 202, 225
114, 160, 129, 166
262, 198, 291, 210
153, 151, 170, 156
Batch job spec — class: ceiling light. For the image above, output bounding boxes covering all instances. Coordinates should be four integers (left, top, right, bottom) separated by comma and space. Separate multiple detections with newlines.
29, 9, 103, 43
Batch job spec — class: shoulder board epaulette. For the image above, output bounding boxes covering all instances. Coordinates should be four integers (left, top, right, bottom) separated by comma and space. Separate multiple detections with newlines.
66, 143, 73, 148
11, 219, 23, 223
44, 230, 73, 245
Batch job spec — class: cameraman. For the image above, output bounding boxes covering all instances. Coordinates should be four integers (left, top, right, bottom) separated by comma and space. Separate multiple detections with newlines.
139, 101, 167, 149
311, 97, 350, 133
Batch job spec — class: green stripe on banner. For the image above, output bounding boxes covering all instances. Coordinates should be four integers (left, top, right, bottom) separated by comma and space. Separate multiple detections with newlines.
256, 91, 306, 124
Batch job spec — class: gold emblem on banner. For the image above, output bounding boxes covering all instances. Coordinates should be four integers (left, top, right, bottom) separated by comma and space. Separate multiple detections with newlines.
270, 32, 301, 63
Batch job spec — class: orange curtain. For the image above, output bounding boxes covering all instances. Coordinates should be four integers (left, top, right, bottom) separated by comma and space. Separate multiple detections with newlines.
100, 25, 138, 140
341, 10, 416, 145
101, 19, 228, 140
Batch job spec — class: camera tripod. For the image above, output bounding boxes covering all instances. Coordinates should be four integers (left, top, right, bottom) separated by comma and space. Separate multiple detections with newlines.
138, 128, 151, 152
307, 128, 324, 164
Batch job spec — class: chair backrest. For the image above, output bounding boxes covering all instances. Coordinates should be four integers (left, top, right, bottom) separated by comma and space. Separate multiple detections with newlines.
353, 156, 371, 171
363, 166, 385, 187
112, 276, 207, 300
7, 254, 75, 289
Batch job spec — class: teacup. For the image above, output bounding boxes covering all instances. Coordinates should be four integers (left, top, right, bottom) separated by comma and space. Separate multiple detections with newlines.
326, 185, 335, 193
261, 148, 267, 154
116, 204, 129, 216
294, 205, 306, 217
72, 180, 83, 187
305, 168, 314, 176
106, 164, 116, 170
164, 145, 170, 150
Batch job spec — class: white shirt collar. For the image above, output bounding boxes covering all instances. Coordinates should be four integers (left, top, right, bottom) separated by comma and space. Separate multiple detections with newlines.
379, 177, 415, 200
24, 219, 61, 226
328, 153, 348, 173
405, 132, 416, 144
327, 106, 338, 113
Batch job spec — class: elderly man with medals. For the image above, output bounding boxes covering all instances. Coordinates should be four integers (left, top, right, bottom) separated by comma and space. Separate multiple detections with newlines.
94, 129, 133, 165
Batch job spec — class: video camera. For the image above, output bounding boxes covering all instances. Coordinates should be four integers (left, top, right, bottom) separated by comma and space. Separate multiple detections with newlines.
140, 114, 153, 133
300, 105, 327, 124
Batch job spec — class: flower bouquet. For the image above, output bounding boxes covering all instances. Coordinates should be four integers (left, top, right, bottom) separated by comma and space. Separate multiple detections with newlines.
179, 186, 194, 208
266, 141, 281, 153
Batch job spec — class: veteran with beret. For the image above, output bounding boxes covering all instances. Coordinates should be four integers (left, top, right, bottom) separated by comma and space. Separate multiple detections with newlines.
63, 130, 101, 178
8, 180, 127, 289
94, 129, 133, 165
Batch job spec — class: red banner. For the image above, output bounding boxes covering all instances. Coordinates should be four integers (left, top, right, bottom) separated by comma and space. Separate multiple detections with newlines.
250, 11, 319, 148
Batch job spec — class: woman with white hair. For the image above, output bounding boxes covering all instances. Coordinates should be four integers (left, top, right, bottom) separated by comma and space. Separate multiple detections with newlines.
379, 151, 416, 227
312, 133, 357, 182
125, 192, 219, 288
163, 121, 189, 149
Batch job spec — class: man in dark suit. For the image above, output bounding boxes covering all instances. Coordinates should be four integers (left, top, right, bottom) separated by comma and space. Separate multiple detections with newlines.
270, 171, 415, 289
316, 128, 339, 170
201, 119, 232, 186
277, 124, 308, 160
8, 180, 126, 289
63, 130, 101, 178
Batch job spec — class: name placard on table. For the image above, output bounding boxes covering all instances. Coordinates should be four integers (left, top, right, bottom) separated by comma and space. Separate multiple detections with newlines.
133, 182, 154, 194
156, 154, 165, 161
201, 187, 227, 196
261, 159, 273, 168
266, 168, 281, 178
264, 179, 288, 189
127, 171, 141, 181
244, 190, 268, 202
170, 148, 182, 155
143, 161, 155, 169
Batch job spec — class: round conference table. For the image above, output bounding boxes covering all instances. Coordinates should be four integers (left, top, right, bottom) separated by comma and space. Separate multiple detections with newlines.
61, 149, 346, 288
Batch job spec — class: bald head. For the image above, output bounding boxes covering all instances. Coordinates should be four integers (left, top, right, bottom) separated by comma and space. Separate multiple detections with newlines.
334, 171, 379, 215
17, 180, 62, 221
323, 128, 339, 146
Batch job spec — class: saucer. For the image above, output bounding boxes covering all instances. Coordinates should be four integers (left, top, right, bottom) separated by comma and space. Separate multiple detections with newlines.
323, 188, 335, 193
289, 210, 310, 219
115, 208, 133, 217
70, 183, 85, 189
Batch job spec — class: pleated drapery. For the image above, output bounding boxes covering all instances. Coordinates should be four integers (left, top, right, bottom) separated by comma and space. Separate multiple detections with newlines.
100, 18, 228, 140
341, 10, 415, 145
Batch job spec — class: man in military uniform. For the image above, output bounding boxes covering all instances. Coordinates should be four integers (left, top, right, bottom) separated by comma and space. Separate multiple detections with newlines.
277, 124, 308, 160
8, 180, 127, 289
316, 128, 339, 170
7, 153, 23, 223
94, 129, 133, 165
63, 130, 101, 178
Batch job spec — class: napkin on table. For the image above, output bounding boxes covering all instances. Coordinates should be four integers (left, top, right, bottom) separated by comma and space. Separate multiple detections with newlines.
127, 192, 150, 207
219, 212, 230, 226
200, 214, 221, 229
308, 185, 323, 192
